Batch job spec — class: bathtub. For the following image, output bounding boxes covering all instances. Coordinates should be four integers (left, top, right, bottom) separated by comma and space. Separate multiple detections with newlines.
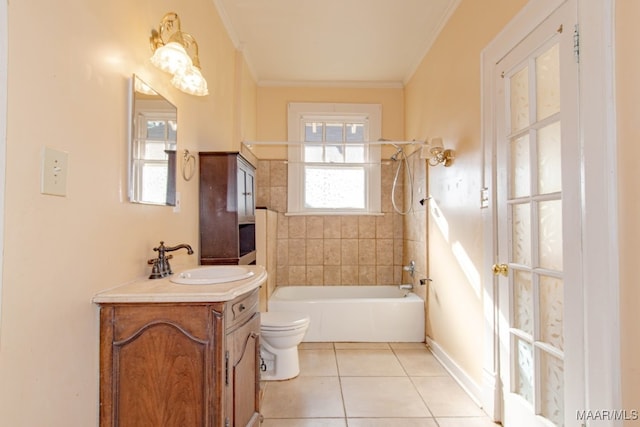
267, 285, 425, 342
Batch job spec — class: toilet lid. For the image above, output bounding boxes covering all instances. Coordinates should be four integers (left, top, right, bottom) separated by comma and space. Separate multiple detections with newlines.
261, 312, 310, 329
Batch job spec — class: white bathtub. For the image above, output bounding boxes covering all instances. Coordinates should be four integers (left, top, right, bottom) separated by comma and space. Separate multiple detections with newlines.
268, 285, 425, 342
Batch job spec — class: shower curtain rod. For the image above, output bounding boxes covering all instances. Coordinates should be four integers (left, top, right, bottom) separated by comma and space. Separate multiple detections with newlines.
242, 140, 422, 146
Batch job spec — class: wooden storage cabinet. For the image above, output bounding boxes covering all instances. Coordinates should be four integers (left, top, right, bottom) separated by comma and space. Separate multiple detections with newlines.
98, 290, 260, 427
199, 152, 256, 266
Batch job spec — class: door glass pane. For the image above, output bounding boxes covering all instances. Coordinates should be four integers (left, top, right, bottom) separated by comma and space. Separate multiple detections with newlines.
512, 203, 531, 266
536, 43, 560, 121
514, 271, 533, 335
538, 200, 563, 271
538, 122, 562, 194
511, 67, 530, 132
511, 135, 531, 198
540, 275, 564, 350
514, 337, 534, 405
540, 351, 564, 426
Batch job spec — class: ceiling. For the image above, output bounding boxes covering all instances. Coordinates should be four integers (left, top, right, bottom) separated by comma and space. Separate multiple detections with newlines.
212, 0, 460, 86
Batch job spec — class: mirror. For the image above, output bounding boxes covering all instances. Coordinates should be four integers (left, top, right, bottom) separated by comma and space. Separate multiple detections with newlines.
129, 74, 177, 206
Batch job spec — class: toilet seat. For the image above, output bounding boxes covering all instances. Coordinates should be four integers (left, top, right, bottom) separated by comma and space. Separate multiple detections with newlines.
261, 312, 309, 331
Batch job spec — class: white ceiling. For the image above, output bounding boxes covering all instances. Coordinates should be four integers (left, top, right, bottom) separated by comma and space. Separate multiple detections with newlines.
213, 0, 460, 86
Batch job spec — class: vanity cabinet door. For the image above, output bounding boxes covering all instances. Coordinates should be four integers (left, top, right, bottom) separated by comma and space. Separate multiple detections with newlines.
99, 304, 224, 427
225, 312, 261, 427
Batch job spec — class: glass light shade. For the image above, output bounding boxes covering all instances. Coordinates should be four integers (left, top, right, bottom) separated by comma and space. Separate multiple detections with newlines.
429, 137, 444, 151
172, 66, 209, 96
150, 42, 192, 75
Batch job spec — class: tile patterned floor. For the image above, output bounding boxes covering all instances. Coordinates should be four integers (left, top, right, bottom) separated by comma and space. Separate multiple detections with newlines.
260, 342, 499, 427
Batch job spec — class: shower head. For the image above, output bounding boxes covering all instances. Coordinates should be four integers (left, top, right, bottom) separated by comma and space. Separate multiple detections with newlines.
390, 145, 403, 161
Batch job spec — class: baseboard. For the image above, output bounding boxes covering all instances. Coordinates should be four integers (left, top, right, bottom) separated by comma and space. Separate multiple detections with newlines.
426, 337, 484, 407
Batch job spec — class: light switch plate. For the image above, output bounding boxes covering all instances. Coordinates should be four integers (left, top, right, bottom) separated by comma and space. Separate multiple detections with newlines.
41, 147, 68, 197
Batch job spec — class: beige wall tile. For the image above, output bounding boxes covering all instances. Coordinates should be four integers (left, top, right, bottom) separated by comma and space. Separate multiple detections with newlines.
377, 266, 394, 285
323, 216, 342, 238
341, 239, 359, 265
306, 239, 324, 265
277, 239, 289, 265
358, 239, 376, 265
306, 216, 324, 238
376, 214, 394, 239
324, 266, 341, 285
341, 265, 359, 285
358, 216, 376, 238
270, 187, 287, 211
288, 266, 306, 285
289, 216, 306, 238
289, 239, 306, 265
359, 266, 377, 285
277, 213, 289, 238
307, 266, 324, 285
277, 266, 289, 286
376, 239, 394, 265
341, 216, 359, 238
324, 239, 341, 266
270, 160, 287, 186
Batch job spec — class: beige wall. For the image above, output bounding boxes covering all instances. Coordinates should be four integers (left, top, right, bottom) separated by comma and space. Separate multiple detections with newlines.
404, 0, 527, 383
252, 86, 405, 159
616, 0, 640, 416
0, 1, 255, 425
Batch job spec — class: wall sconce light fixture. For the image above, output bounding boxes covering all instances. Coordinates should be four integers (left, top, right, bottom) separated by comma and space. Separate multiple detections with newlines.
421, 137, 455, 167
150, 12, 209, 96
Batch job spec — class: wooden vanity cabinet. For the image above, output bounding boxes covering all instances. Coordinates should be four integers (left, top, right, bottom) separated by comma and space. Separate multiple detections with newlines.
98, 289, 261, 427
199, 152, 256, 266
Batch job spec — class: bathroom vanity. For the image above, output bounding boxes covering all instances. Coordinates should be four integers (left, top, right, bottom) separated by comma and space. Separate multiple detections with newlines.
93, 266, 266, 427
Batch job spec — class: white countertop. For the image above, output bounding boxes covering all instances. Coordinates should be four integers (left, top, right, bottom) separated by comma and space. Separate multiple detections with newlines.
92, 265, 267, 304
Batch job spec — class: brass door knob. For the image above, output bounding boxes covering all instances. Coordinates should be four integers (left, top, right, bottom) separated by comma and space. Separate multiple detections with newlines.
492, 263, 509, 276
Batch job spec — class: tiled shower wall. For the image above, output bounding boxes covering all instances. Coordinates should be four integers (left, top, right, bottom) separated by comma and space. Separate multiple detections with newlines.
255, 153, 427, 288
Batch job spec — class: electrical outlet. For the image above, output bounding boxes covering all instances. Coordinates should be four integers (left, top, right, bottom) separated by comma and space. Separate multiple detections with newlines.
41, 147, 68, 197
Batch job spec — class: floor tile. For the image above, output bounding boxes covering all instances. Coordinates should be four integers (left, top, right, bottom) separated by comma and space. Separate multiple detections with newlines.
412, 377, 485, 417
299, 349, 338, 376
393, 348, 448, 376
261, 376, 345, 418
347, 418, 438, 426
436, 417, 500, 427
300, 342, 335, 350
261, 419, 347, 427
334, 342, 390, 350
341, 377, 432, 418
389, 342, 429, 350
336, 349, 406, 376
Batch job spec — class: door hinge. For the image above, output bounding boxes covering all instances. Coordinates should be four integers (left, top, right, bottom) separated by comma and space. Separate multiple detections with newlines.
573, 24, 580, 63
225, 350, 230, 386
225, 416, 230, 427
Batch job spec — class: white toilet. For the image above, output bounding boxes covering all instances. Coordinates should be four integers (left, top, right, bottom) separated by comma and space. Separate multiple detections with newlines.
260, 311, 310, 381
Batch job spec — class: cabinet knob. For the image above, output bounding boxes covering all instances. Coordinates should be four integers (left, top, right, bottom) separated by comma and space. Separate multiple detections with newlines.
239, 304, 246, 311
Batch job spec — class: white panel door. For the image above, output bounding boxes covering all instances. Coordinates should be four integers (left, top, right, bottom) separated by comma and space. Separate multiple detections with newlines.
494, 1, 583, 426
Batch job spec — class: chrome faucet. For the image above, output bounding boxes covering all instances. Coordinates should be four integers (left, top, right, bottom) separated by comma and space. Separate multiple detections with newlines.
148, 241, 194, 279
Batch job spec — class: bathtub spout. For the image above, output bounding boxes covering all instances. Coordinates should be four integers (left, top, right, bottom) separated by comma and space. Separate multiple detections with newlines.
399, 283, 413, 290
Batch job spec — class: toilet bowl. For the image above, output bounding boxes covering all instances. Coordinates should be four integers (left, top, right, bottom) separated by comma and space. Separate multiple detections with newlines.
260, 311, 310, 381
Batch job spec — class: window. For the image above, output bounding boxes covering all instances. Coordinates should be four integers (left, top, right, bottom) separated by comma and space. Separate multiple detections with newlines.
287, 103, 381, 214
131, 112, 176, 204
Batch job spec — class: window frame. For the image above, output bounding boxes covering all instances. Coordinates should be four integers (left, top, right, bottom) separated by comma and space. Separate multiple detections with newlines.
287, 102, 382, 215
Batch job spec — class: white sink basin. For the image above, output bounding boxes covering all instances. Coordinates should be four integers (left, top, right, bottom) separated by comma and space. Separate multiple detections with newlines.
170, 266, 255, 285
